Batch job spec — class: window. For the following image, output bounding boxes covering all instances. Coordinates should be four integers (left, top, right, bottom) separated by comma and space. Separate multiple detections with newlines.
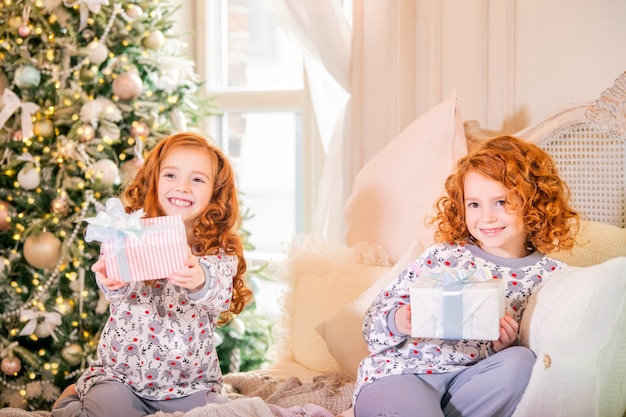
197, 0, 320, 259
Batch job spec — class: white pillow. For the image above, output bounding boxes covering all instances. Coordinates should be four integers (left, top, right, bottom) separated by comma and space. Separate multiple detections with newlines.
513, 257, 626, 417
344, 90, 467, 263
316, 241, 425, 379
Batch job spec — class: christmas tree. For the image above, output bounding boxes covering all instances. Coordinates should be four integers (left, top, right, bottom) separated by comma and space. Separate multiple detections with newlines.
0, 1, 271, 409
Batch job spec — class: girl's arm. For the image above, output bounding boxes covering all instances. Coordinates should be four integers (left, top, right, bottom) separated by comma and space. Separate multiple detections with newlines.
91, 257, 130, 301
363, 263, 419, 353
186, 251, 237, 312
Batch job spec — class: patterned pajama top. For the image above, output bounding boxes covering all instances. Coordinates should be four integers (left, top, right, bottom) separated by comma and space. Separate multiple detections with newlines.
76, 252, 237, 401
353, 242, 565, 401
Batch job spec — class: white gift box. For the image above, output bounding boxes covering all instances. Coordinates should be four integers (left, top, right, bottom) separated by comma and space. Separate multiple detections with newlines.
410, 278, 505, 340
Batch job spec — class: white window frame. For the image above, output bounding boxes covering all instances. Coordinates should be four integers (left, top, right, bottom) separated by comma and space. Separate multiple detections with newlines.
192, 0, 323, 259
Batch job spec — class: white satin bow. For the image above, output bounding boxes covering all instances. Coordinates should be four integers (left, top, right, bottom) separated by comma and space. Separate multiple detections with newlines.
0, 89, 39, 139
19, 309, 62, 341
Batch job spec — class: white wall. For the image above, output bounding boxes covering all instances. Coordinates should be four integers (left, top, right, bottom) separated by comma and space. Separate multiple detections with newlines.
415, 0, 626, 134
176, 0, 626, 153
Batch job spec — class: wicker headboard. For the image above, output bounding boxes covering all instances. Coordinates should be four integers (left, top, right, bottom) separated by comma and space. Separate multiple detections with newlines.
465, 72, 626, 228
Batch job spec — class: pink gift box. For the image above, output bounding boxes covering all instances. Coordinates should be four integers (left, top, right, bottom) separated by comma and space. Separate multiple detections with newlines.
101, 215, 188, 282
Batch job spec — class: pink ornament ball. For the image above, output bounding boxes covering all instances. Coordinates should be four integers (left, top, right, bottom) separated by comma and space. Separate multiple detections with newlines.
1, 356, 21, 376
113, 72, 143, 101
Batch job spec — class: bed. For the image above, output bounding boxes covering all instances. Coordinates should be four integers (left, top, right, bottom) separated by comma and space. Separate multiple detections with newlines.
1, 73, 625, 417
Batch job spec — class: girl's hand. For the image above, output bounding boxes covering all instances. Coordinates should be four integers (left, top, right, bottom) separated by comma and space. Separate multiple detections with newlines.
492, 311, 519, 352
395, 304, 412, 335
92, 258, 127, 291
168, 249, 205, 292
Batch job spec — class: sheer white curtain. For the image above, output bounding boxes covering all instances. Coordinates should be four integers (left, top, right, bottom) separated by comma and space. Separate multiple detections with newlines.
263, 0, 352, 242
265, 0, 418, 243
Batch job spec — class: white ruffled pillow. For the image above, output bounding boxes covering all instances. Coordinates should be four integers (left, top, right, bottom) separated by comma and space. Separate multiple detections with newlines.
269, 237, 392, 375
316, 241, 425, 379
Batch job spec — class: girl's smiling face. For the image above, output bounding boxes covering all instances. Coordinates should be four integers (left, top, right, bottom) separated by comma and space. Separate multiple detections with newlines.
463, 171, 527, 258
157, 146, 215, 237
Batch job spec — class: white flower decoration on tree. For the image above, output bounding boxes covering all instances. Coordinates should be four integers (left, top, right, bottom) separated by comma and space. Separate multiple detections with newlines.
63, 0, 110, 31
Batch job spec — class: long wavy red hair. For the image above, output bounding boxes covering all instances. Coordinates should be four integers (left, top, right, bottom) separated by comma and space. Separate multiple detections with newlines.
123, 132, 252, 323
432, 135, 579, 254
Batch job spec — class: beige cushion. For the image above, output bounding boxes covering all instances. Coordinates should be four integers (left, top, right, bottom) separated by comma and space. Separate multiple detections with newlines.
513, 257, 626, 417
549, 220, 626, 266
269, 237, 392, 375
316, 241, 425, 379
344, 90, 468, 263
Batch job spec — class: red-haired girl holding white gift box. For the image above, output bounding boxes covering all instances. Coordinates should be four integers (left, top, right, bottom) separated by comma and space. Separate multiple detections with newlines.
53, 132, 252, 417
353, 136, 579, 417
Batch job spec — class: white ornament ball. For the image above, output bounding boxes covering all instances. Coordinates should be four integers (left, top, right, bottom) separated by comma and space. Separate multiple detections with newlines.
35, 322, 54, 338
91, 159, 119, 185
0, 256, 9, 278
142, 30, 165, 50
23, 231, 62, 270
17, 164, 40, 190
61, 343, 84, 366
112, 72, 143, 100
86, 41, 109, 64
1, 356, 21, 376
14, 65, 41, 89
126, 4, 143, 19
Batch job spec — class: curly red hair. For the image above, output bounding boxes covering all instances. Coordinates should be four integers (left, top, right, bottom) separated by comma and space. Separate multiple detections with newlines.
123, 132, 252, 323
432, 135, 579, 254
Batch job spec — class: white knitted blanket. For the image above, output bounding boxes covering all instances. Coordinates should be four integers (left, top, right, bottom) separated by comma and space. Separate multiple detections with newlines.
0, 371, 352, 417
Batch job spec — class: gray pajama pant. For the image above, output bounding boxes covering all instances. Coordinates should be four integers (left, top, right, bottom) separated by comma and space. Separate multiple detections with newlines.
354, 346, 535, 417
51, 380, 229, 417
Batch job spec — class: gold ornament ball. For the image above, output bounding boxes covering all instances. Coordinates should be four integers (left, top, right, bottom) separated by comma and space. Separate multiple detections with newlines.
50, 197, 70, 216
77, 124, 96, 143
8, 16, 23, 29
113, 72, 143, 101
23, 231, 62, 270
91, 159, 119, 185
0, 68, 8, 95
120, 159, 144, 185
1, 356, 21, 376
142, 30, 165, 50
33, 119, 55, 139
17, 164, 40, 190
55, 299, 74, 315
61, 343, 84, 366
79, 65, 99, 83
0, 200, 11, 231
